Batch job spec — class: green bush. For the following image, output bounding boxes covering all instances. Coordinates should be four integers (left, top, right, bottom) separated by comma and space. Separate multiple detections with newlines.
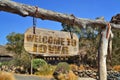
35, 64, 56, 76
32, 58, 56, 76
32, 58, 47, 70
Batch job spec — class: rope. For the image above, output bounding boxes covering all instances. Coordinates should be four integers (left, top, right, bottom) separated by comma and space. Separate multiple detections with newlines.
106, 23, 111, 39
70, 14, 76, 39
33, 6, 38, 34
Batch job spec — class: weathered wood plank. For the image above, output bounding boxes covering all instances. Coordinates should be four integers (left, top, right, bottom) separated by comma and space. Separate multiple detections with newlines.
24, 27, 79, 56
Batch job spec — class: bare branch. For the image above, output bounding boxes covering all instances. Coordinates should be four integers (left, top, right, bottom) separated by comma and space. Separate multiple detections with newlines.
0, 0, 120, 29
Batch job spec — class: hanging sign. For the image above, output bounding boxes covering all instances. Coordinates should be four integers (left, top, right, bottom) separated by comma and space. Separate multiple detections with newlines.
24, 27, 79, 56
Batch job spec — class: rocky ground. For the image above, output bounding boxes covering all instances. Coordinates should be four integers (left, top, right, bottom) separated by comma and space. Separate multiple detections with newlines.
14, 72, 120, 80
73, 70, 120, 80
1, 65, 120, 80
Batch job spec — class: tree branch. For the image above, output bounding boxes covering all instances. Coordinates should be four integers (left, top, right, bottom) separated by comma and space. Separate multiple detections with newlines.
0, 0, 120, 29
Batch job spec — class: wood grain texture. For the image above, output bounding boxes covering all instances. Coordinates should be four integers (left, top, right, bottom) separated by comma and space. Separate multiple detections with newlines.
0, 0, 120, 29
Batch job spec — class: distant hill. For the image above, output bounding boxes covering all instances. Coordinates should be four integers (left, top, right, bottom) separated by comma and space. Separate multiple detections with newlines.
0, 45, 13, 56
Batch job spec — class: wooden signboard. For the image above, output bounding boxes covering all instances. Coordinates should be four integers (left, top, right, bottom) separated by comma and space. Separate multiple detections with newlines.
24, 27, 79, 56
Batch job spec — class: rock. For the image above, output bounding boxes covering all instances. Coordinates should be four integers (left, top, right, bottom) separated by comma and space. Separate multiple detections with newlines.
107, 70, 120, 80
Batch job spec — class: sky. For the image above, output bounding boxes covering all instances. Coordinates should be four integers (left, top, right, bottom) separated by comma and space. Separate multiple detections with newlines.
0, 0, 120, 45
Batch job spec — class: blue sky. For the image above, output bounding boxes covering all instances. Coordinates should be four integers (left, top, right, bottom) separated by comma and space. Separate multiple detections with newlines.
0, 0, 120, 45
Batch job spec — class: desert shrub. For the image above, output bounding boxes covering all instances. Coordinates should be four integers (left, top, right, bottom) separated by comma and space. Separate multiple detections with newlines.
0, 72, 15, 80
70, 64, 78, 71
53, 62, 78, 80
7, 52, 31, 73
113, 65, 120, 71
32, 58, 47, 70
56, 70, 78, 80
79, 64, 85, 70
53, 62, 71, 80
32, 58, 56, 76
35, 64, 56, 76
54, 62, 70, 74
10, 51, 31, 69
1, 52, 31, 73
57, 73, 65, 80
66, 70, 78, 80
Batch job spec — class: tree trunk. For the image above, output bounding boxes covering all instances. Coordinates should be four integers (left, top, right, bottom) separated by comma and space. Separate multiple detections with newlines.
98, 29, 108, 80
98, 24, 112, 80
0, 0, 120, 29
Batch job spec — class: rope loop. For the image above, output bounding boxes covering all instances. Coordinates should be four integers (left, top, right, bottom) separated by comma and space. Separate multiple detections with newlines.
34, 6, 38, 17
106, 23, 111, 39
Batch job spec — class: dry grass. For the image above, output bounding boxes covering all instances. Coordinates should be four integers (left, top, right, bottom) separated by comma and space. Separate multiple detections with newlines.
79, 64, 85, 70
67, 71, 78, 80
70, 64, 78, 71
57, 73, 65, 80
57, 70, 78, 80
113, 65, 120, 71
0, 72, 15, 80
